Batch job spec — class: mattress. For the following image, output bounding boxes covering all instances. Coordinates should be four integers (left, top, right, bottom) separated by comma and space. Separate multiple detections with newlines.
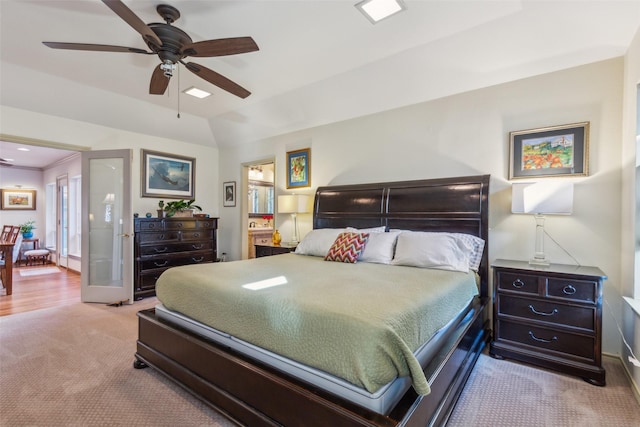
155, 254, 479, 403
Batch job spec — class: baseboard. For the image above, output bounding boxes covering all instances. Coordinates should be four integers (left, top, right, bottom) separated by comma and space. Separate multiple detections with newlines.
603, 353, 640, 406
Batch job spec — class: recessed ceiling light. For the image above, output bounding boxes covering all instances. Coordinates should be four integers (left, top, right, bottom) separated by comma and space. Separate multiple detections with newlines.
184, 87, 211, 99
17, 147, 30, 152
356, 0, 406, 24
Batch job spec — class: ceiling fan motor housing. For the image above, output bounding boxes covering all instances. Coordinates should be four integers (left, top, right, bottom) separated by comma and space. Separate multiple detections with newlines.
147, 23, 192, 65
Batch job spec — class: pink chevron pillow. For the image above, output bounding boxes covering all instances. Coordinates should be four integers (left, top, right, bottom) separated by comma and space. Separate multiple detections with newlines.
324, 232, 370, 263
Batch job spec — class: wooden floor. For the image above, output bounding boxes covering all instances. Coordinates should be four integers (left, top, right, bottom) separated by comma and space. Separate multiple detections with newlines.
0, 265, 80, 316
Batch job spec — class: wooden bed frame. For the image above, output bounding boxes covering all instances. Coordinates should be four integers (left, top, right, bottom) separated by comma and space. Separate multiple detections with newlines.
134, 174, 491, 427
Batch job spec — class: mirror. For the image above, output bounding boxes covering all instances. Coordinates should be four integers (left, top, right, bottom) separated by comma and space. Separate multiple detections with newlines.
248, 180, 274, 215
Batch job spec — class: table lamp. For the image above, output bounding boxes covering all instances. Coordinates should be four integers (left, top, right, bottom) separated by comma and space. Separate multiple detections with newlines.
512, 181, 574, 266
277, 194, 310, 244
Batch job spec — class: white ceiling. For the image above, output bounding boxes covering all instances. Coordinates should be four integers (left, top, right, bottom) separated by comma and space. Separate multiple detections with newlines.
1, 0, 640, 159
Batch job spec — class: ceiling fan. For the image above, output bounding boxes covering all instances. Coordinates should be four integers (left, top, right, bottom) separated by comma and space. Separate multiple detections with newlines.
43, 0, 258, 98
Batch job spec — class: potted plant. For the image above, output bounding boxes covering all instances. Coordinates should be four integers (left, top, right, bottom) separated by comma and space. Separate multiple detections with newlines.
19, 220, 36, 238
164, 200, 202, 217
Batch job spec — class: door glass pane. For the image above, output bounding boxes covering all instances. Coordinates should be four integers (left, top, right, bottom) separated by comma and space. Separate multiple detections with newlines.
60, 182, 68, 257
88, 157, 123, 287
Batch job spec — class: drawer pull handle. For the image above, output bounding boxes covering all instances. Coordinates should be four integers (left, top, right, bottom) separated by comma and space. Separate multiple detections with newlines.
158, 234, 165, 240
194, 232, 200, 238
528, 331, 557, 344
154, 260, 169, 267
154, 247, 168, 253
512, 279, 525, 288
563, 285, 577, 295
192, 256, 204, 262
192, 244, 203, 249
528, 305, 558, 317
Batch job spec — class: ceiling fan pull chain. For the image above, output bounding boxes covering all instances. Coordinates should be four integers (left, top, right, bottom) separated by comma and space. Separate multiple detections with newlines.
177, 65, 181, 119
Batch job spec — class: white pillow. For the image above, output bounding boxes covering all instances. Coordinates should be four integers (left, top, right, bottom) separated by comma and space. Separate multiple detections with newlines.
294, 228, 346, 257
390, 230, 485, 271
391, 231, 472, 272
346, 226, 386, 233
359, 231, 401, 264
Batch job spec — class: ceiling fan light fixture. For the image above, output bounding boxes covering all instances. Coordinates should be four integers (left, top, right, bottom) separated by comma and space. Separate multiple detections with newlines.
356, 0, 406, 24
184, 87, 211, 99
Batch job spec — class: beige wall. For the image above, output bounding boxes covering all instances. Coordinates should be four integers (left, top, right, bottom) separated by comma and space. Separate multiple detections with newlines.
219, 58, 626, 358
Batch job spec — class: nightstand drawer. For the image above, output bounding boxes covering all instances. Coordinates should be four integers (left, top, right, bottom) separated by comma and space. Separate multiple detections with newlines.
547, 278, 597, 304
497, 319, 596, 360
498, 294, 595, 330
497, 271, 539, 295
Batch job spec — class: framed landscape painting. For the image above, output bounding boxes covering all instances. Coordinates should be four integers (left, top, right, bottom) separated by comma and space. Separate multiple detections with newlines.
509, 122, 589, 179
141, 149, 195, 199
286, 148, 311, 189
1, 189, 36, 210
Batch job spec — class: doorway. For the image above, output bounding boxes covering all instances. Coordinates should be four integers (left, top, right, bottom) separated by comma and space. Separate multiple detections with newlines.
242, 159, 275, 259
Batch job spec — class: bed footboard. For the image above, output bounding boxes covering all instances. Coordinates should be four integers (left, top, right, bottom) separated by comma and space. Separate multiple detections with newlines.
134, 298, 489, 427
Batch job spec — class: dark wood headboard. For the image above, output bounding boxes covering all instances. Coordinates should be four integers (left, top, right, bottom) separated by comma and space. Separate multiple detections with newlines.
313, 174, 490, 298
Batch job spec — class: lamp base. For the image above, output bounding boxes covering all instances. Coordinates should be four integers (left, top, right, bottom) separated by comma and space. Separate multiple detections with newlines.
529, 256, 550, 267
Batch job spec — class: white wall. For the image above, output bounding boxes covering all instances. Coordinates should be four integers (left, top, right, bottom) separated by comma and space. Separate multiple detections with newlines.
219, 58, 625, 357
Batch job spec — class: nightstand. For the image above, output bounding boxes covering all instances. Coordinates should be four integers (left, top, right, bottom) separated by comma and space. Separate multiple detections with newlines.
255, 243, 297, 258
490, 259, 607, 386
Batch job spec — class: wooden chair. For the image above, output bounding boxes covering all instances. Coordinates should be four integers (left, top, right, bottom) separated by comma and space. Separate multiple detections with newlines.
0, 232, 22, 289
7, 226, 20, 243
1, 225, 13, 241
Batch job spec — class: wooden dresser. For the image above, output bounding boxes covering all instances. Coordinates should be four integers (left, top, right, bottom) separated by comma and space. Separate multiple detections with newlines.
490, 259, 607, 385
134, 217, 218, 300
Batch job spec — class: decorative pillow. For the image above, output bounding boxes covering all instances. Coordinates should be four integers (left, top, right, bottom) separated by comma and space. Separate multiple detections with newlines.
359, 230, 402, 264
324, 232, 370, 263
295, 228, 346, 257
391, 231, 472, 272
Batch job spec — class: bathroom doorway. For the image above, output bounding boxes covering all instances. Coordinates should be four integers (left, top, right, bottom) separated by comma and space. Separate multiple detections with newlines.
242, 160, 275, 259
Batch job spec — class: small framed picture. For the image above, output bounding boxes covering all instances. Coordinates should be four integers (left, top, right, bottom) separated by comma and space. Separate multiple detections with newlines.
223, 181, 236, 207
1, 189, 36, 210
509, 122, 589, 179
286, 148, 311, 189
141, 149, 195, 199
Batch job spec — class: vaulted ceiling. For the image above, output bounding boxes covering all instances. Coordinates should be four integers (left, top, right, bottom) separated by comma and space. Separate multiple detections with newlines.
1, 0, 639, 153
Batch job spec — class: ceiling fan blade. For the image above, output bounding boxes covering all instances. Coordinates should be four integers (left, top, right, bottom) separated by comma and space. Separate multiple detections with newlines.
43, 42, 151, 54
183, 61, 251, 99
101, 0, 162, 48
149, 65, 170, 95
181, 37, 259, 58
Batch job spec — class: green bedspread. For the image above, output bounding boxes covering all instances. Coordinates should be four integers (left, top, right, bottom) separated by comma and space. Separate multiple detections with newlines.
156, 253, 479, 395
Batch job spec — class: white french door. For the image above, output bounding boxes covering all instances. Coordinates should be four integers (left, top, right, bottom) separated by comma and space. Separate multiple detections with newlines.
80, 149, 133, 303
56, 174, 69, 269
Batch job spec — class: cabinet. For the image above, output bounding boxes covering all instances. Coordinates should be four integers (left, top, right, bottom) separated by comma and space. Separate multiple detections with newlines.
248, 229, 274, 258
134, 217, 218, 300
490, 259, 607, 385
255, 243, 297, 258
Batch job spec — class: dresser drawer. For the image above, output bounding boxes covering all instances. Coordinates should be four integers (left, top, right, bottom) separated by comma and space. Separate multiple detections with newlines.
139, 251, 215, 270
137, 270, 167, 292
496, 271, 539, 295
181, 230, 214, 241
139, 241, 214, 256
137, 231, 180, 243
496, 319, 596, 360
547, 278, 597, 304
497, 294, 595, 331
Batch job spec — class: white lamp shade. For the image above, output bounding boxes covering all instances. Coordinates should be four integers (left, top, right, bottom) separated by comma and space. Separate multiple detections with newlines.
278, 194, 310, 214
512, 181, 573, 215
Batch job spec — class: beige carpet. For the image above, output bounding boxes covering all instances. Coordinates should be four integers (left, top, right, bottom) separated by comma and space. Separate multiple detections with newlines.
19, 267, 61, 277
1, 300, 638, 426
